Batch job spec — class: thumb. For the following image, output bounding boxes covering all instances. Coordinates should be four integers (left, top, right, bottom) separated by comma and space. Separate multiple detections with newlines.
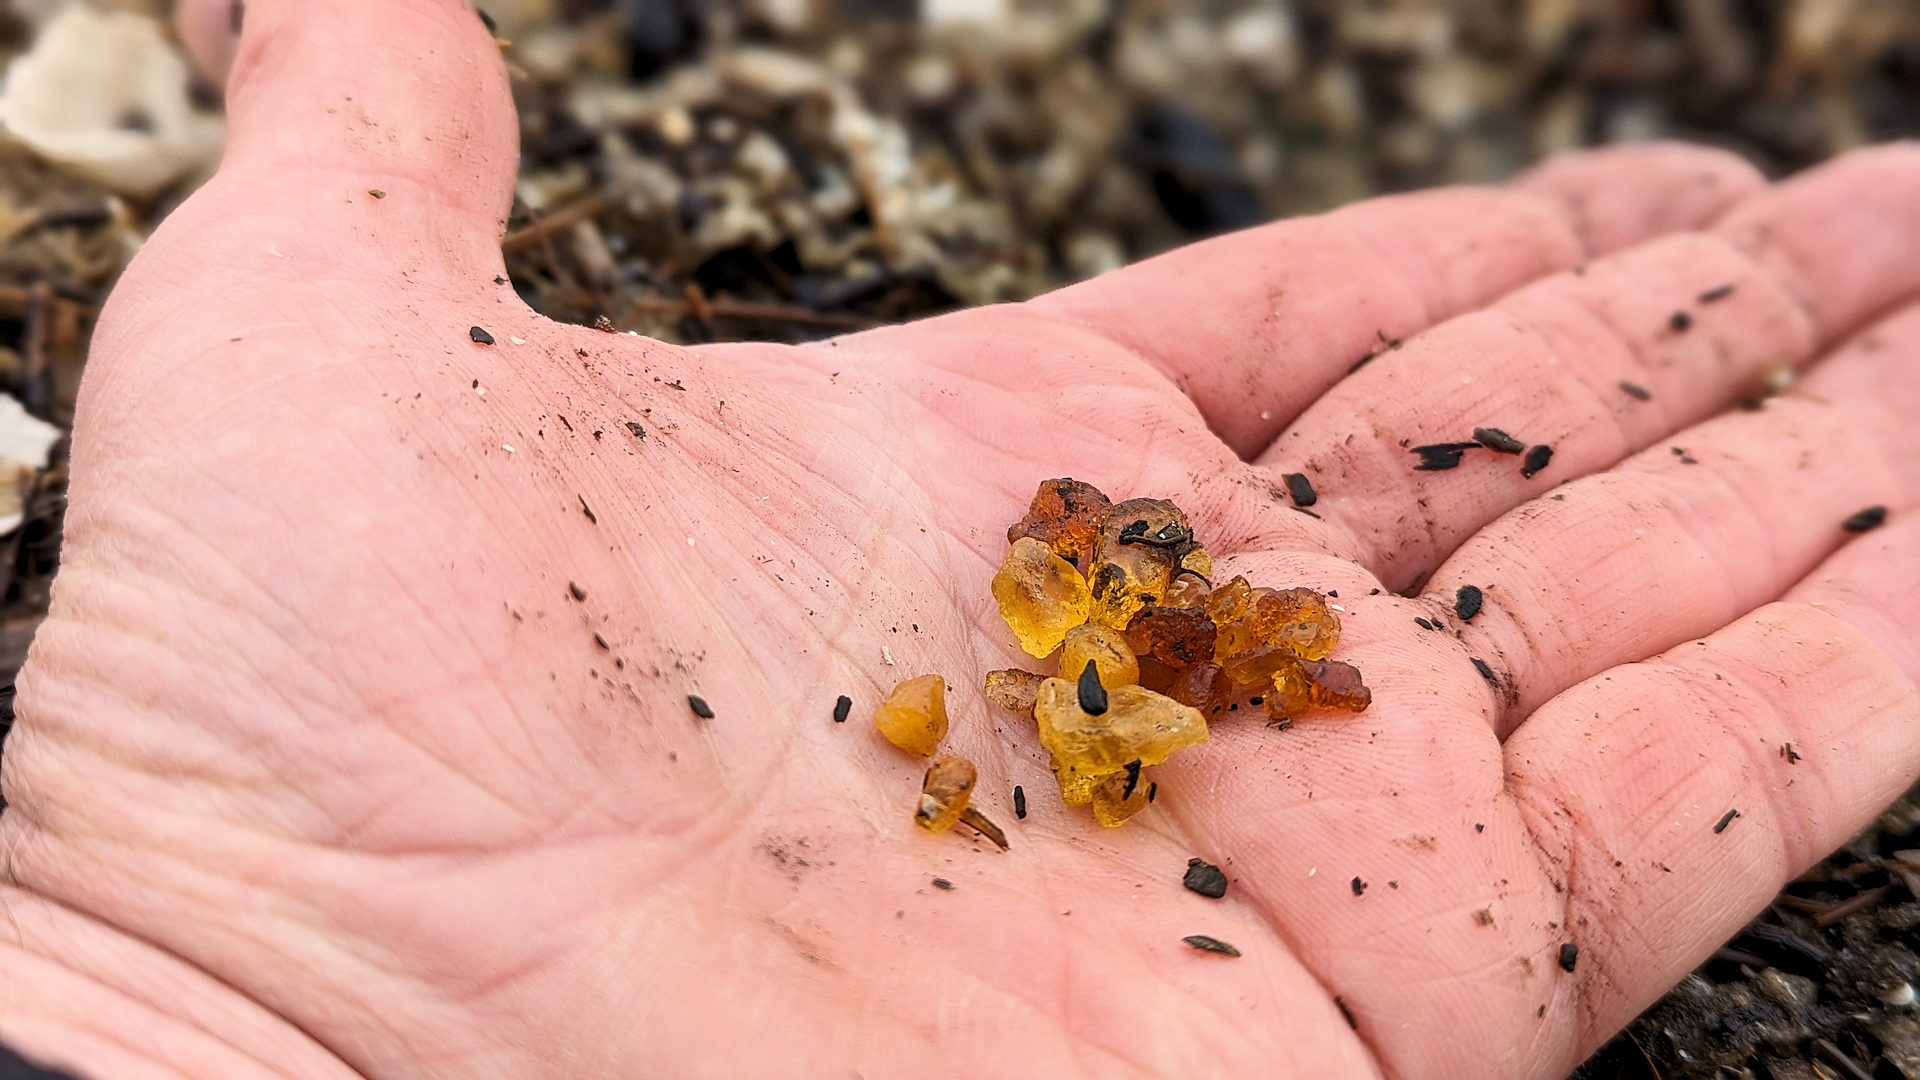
161, 0, 516, 275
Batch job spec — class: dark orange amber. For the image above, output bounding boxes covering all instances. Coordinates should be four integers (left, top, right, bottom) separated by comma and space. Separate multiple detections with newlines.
1125, 605, 1217, 669
1166, 661, 1231, 717
1007, 478, 1112, 564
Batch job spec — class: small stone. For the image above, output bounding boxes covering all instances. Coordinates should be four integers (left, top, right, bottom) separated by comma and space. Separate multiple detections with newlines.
469, 325, 495, 345
832, 694, 852, 723
1183, 858, 1228, 898
1454, 585, 1483, 621
687, 695, 714, 719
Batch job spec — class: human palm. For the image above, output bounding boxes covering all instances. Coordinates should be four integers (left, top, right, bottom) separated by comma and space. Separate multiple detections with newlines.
2, 2, 1918, 1078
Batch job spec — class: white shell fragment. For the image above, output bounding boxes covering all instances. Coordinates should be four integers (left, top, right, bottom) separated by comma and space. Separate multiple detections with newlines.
0, 5, 225, 197
0, 393, 59, 535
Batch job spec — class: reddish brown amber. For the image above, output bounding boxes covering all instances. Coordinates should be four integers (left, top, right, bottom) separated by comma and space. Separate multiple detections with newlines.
1125, 605, 1217, 669
1165, 662, 1231, 717
1007, 478, 1112, 564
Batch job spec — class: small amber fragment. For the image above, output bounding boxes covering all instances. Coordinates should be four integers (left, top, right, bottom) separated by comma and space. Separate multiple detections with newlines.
1057, 623, 1140, 689
1166, 661, 1231, 717
984, 668, 1045, 715
1251, 587, 1341, 660
1007, 478, 1112, 564
1125, 605, 1217, 669
1135, 655, 1178, 692
1266, 657, 1372, 723
1162, 573, 1211, 610
1302, 658, 1372, 712
916, 755, 976, 832
1221, 644, 1302, 689
1204, 575, 1253, 625
1035, 678, 1209, 773
1087, 498, 1190, 629
1179, 545, 1213, 583
1051, 757, 1111, 806
873, 674, 948, 756
1091, 763, 1153, 827
992, 537, 1092, 657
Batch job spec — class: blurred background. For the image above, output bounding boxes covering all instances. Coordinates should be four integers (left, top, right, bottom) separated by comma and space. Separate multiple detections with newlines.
0, 2, 1915, 1076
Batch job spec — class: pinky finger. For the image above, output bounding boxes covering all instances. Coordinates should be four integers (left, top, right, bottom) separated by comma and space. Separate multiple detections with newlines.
1501, 512, 1920, 1064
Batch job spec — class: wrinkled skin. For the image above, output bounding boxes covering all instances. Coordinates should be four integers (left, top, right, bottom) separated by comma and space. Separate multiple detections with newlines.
1, 2, 1918, 1077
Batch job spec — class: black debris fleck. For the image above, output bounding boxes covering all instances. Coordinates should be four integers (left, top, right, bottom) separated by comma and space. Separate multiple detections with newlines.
1351, 876, 1366, 896
1013, 785, 1027, 819
578, 495, 597, 524
832, 694, 852, 723
1454, 585, 1483, 621
476, 8, 496, 33
1520, 444, 1553, 479
1669, 311, 1692, 333
1334, 995, 1358, 1030
1411, 442, 1481, 470
1781, 742, 1800, 764
687, 695, 714, 719
592, 632, 610, 651
1077, 659, 1108, 715
1619, 381, 1651, 401
665, 379, 686, 390
1713, 808, 1740, 834
1559, 943, 1579, 972
1475, 822, 1485, 833
368, 189, 385, 199
1672, 446, 1698, 464
592, 315, 616, 332
931, 877, 954, 891
1291, 506, 1322, 519
1327, 590, 1337, 598
1283, 472, 1318, 507
568, 581, 587, 602
1471, 427, 1525, 455
1146, 782, 1158, 803
1183, 858, 1228, 899
492, 275, 507, 286
625, 421, 646, 440
1414, 617, 1434, 631
1182, 935, 1241, 957
468, 325, 495, 345
1248, 695, 1264, 706
1121, 759, 1143, 800
1699, 282, 1736, 303
1471, 657, 1500, 689
1842, 505, 1888, 533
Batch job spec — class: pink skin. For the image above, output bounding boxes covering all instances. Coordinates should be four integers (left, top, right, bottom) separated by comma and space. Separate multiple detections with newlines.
0, 1, 1915, 1077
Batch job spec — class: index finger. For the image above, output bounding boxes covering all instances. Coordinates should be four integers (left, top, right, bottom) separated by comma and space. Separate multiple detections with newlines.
1028, 144, 1763, 458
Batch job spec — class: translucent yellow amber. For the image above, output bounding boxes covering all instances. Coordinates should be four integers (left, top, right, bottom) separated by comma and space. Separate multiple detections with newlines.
1051, 757, 1110, 806
992, 537, 1092, 657
983, 668, 1045, 715
1253, 587, 1341, 661
1086, 498, 1188, 629
1034, 678, 1209, 774
873, 674, 948, 757
1091, 767, 1153, 827
1057, 623, 1139, 689
915, 755, 976, 832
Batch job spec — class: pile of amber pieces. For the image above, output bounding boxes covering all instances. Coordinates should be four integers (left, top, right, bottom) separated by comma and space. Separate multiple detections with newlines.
985, 479, 1370, 827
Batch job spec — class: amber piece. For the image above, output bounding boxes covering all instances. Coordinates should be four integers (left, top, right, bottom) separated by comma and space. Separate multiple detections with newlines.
1035, 678, 1209, 774
1302, 658, 1372, 712
873, 674, 948, 756
984, 668, 1045, 715
1266, 657, 1372, 723
1125, 605, 1216, 670
1058, 623, 1139, 689
1007, 478, 1112, 564
1251, 588, 1341, 661
1180, 545, 1213, 583
1087, 498, 1190, 630
1166, 661, 1231, 717
992, 537, 1092, 657
1135, 655, 1178, 692
1213, 583, 1341, 663
1051, 757, 1110, 806
915, 755, 976, 832
1221, 644, 1301, 689
1162, 573, 1211, 610
1091, 764, 1153, 827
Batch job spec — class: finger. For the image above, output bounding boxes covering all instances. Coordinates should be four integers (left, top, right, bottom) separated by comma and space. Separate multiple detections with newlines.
1255, 144, 1920, 590
1504, 524, 1920, 1067
159, 0, 516, 277
177, 0, 240, 89
1513, 141, 1764, 257
1028, 143, 1764, 459
1422, 303, 1920, 736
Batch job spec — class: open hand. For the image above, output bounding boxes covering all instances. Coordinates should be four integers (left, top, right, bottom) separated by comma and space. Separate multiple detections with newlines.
2, 2, 1917, 1076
